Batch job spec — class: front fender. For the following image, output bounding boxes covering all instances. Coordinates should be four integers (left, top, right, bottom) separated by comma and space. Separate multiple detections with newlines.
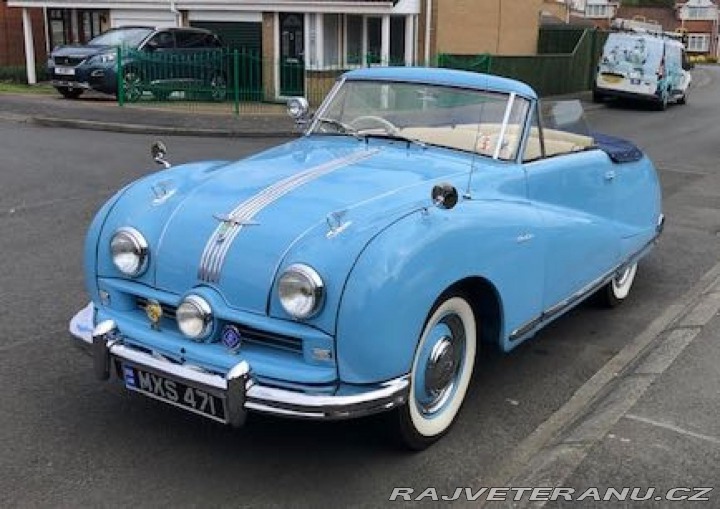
336, 199, 546, 384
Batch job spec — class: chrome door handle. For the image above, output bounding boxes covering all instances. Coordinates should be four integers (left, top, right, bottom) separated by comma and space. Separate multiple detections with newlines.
604, 170, 616, 181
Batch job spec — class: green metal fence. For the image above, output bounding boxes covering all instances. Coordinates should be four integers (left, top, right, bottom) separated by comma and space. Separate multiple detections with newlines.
113, 27, 607, 114
115, 47, 407, 114
438, 28, 608, 97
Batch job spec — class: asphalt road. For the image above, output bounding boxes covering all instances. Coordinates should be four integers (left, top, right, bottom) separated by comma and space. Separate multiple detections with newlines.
2, 68, 720, 508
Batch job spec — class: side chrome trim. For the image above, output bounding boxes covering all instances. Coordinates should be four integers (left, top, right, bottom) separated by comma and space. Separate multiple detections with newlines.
509, 234, 660, 342
197, 149, 380, 283
87, 324, 409, 424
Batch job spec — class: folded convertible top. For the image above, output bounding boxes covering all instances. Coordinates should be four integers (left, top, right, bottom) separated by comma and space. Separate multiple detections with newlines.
592, 132, 644, 163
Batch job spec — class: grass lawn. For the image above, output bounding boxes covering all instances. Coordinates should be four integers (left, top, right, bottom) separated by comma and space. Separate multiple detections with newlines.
0, 81, 55, 95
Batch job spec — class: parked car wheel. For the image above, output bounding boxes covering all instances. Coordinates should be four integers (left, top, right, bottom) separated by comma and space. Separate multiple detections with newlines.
678, 88, 688, 105
655, 90, 669, 111
122, 69, 143, 102
210, 72, 228, 102
592, 88, 605, 104
56, 87, 83, 100
600, 263, 638, 308
394, 294, 477, 450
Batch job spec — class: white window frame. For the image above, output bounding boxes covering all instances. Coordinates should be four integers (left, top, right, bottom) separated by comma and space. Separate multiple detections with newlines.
687, 33, 711, 52
585, 4, 610, 19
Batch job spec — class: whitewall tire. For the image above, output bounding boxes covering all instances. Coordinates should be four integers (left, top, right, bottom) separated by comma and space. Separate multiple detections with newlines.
601, 263, 638, 308
395, 294, 477, 450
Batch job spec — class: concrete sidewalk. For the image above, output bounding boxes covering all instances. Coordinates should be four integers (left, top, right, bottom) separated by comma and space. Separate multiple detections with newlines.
0, 89, 599, 138
0, 91, 297, 137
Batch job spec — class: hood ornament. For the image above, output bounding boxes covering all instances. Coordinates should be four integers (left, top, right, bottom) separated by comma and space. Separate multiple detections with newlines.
326, 210, 352, 238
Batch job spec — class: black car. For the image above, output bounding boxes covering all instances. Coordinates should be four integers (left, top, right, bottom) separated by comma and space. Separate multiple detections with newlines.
48, 26, 226, 101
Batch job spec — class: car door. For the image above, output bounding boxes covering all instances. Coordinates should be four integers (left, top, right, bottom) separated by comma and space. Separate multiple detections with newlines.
523, 105, 620, 311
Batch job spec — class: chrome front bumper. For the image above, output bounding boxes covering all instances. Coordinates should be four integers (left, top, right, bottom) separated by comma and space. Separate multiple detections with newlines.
80, 318, 409, 426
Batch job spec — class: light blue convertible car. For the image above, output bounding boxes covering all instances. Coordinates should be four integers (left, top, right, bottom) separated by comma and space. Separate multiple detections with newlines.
70, 67, 663, 449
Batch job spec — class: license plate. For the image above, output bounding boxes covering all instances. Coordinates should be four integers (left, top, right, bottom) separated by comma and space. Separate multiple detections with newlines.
601, 74, 622, 84
122, 364, 227, 423
55, 66, 75, 76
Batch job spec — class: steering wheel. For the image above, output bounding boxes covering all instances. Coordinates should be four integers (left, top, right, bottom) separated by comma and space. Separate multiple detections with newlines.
348, 115, 399, 134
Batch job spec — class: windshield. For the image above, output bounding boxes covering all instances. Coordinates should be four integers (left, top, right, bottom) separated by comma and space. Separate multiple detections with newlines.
88, 28, 153, 48
311, 80, 530, 160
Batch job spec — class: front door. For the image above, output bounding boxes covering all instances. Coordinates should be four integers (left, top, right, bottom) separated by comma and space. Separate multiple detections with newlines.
279, 13, 304, 97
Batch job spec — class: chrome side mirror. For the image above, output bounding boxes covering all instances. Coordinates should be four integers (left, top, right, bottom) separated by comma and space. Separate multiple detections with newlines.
286, 97, 310, 125
151, 141, 171, 169
432, 183, 459, 210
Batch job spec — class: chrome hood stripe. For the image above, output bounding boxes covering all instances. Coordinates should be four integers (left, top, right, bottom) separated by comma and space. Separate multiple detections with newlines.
198, 149, 380, 283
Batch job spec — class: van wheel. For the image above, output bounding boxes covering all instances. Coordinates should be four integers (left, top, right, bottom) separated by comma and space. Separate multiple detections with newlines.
655, 91, 669, 111
678, 89, 688, 105
592, 89, 604, 103
392, 294, 477, 450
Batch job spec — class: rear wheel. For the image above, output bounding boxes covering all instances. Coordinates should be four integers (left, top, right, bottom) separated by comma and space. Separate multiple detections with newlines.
56, 87, 83, 99
592, 88, 605, 104
393, 294, 477, 450
599, 263, 638, 308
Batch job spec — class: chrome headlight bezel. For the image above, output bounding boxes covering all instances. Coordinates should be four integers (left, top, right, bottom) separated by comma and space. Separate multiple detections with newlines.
278, 264, 325, 320
110, 227, 149, 277
176, 295, 213, 340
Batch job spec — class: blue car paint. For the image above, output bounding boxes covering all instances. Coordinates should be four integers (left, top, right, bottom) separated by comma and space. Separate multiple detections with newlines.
84, 69, 662, 389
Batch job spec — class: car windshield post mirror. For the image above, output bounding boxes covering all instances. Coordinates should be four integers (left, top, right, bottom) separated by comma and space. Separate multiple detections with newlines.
151, 141, 171, 169
287, 97, 311, 125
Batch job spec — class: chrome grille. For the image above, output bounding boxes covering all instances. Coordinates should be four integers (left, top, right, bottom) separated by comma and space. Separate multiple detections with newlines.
54, 56, 85, 66
134, 296, 303, 354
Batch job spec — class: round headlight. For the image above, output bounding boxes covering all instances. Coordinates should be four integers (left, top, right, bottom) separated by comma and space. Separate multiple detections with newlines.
278, 264, 324, 319
110, 227, 148, 277
177, 295, 212, 339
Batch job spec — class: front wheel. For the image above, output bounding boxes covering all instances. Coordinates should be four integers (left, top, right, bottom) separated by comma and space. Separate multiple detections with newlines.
56, 87, 83, 99
122, 69, 143, 102
209, 72, 228, 102
394, 294, 477, 450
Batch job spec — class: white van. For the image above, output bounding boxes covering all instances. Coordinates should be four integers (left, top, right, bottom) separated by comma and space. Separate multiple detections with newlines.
593, 28, 692, 110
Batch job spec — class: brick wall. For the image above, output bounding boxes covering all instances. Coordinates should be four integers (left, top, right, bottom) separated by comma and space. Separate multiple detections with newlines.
0, 2, 46, 67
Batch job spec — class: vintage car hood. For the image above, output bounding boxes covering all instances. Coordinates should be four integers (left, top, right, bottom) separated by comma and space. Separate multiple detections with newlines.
99, 137, 472, 315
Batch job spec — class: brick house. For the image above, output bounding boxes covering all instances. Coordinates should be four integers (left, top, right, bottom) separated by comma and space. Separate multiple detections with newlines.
7, 0, 551, 92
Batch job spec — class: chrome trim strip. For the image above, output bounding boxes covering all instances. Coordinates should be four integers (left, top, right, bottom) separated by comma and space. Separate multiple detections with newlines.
509, 235, 660, 341
494, 92, 516, 160
198, 149, 379, 283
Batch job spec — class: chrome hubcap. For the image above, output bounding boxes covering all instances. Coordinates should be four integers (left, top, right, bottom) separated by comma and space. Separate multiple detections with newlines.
415, 315, 466, 416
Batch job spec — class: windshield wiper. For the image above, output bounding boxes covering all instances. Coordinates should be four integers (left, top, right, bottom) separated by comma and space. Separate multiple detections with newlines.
315, 117, 361, 138
359, 131, 427, 149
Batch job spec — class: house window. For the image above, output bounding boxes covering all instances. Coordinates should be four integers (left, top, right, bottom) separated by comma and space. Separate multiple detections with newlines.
687, 33, 710, 52
366, 17, 382, 64
585, 5, 609, 18
346, 15, 363, 64
324, 14, 340, 66
49, 9, 70, 47
307, 14, 410, 69
681, 6, 717, 20
390, 16, 406, 65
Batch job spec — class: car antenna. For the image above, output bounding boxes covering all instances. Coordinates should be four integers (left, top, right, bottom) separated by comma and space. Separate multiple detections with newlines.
464, 102, 486, 200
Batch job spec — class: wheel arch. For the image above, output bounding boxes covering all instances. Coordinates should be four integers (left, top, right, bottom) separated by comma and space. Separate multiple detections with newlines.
441, 276, 503, 350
